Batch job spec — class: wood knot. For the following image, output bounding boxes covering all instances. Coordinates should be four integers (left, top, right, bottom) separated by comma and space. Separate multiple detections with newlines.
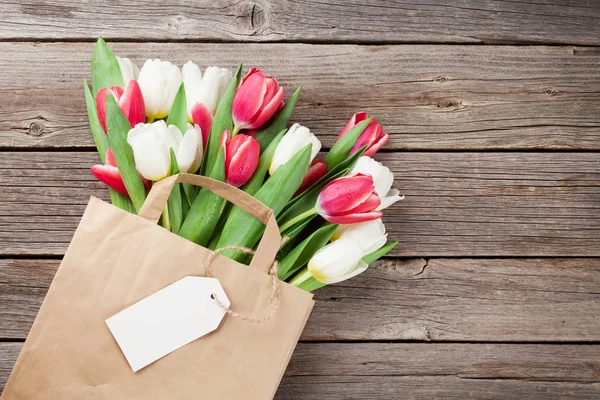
437, 99, 462, 108
166, 15, 184, 32
544, 88, 558, 96
434, 76, 449, 83
236, 1, 268, 33
28, 121, 45, 136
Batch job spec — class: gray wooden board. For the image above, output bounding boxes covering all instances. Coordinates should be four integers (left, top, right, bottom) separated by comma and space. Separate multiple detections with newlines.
2, 258, 599, 341
0, 0, 599, 45
1, 152, 599, 257
1, 342, 599, 398
1, 43, 600, 150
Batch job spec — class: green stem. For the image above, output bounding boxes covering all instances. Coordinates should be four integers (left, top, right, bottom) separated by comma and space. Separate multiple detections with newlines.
289, 267, 313, 287
161, 201, 171, 230
279, 208, 317, 232
231, 125, 241, 137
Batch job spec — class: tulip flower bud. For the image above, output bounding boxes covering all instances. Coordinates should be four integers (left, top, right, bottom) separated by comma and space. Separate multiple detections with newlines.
350, 156, 404, 210
294, 158, 328, 197
116, 56, 140, 83
96, 80, 145, 133
232, 67, 284, 131
308, 238, 369, 284
225, 134, 260, 187
316, 173, 383, 224
137, 59, 182, 120
339, 112, 389, 157
269, 124, 321, 175
127, 121, 203, 181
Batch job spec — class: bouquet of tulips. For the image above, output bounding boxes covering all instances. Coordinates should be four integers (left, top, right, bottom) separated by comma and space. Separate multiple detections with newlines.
85, 38, 403, 291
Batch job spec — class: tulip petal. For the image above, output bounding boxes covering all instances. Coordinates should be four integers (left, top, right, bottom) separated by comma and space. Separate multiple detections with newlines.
338, 111, 367, 139
176, 127, 201, 173
294, 158, 328, 196
324, 211, 383, 224
127, 123, 171, 181
96, 86, 124, 133
321, 260, 369, 285
346, 192, 381, 214
91, 164, 129, 196
226, 135, 260, 187
105, 148, 117, 167
364, 132, 389, 158
191, 102, 214, 148
250, 86, 284, 129
378, 189, 405, 210
119, 80, 146, 128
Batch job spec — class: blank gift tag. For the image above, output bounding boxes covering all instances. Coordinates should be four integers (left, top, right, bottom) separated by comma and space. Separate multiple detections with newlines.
106, 276, 230, 372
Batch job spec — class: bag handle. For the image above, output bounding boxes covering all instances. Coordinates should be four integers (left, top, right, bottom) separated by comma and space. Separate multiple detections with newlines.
138, 173, 281, 274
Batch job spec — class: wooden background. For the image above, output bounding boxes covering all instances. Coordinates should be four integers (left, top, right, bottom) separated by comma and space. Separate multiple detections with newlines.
1, 1, 599, 398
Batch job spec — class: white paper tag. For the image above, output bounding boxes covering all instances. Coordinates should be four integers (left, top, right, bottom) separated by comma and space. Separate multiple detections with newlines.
106, 276, 230, 372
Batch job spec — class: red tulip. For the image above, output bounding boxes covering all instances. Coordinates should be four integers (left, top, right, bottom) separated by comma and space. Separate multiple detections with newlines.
294, 158, 328, 197
338, 112, 389, 157
231, 68, 284, 131
316, 173, 383, 224
225, 134, 260, 187
91, 148, 151, 196
191, 102, 213, 149
96, 80, 145, 133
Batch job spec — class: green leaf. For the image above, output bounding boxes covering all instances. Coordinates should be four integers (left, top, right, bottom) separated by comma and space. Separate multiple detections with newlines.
179, 147, 227, 246
84, 80, 109, 163
167, 149, 183, 233
216, 144, 312, 262
324, 117, 373, 170
166, 83, 188, 134
254, 86, 301, 152
202, 63, 242, 175
242, 129, 286, 196
280, 146, 367, 221
109, 189, 135, 213
362, 241, 398, 264
278, 224, 338, 280
92, 37, 124, 95
105, 94, 146, 212
297, 277, 326, 292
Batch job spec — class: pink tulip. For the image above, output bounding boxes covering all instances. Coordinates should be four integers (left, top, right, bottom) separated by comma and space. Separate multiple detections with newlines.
96, 80, 146, 133
316, 173, 383, 224
338, 112, 389, 157
294, 158, 328, 197
231, 67, 284, 131
91, 148, 151, 196
191, 103, 213, 149
225, 134, 260, 187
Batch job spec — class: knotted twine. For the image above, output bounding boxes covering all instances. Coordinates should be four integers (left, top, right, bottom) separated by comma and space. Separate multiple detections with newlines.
204, 245, 283, 324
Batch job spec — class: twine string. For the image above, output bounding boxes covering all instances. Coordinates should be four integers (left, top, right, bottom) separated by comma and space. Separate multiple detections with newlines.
204, 245, 282, 324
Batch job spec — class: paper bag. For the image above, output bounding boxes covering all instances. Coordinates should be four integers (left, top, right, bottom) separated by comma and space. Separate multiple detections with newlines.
1, 174, 314, 400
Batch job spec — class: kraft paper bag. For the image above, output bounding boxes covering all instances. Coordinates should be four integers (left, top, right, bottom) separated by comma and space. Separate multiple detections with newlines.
2, 174, 314, 400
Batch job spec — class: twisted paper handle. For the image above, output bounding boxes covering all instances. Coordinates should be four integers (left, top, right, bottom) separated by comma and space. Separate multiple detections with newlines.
204, 245, 281, 324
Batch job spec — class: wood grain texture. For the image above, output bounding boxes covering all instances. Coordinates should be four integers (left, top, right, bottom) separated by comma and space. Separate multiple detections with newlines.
2, 342, 599, 398
1, 42, 600, 150
2, 258, 599, 341
1, 152, 599, 257
1, 0, 599, 45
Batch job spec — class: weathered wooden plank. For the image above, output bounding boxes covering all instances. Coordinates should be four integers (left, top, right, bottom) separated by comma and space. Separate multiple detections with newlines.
1, 152, 599, 257
1, 42, 600, 150
2, 258, 599, 341
1, 0, 599, 45
2, 342, 599, 398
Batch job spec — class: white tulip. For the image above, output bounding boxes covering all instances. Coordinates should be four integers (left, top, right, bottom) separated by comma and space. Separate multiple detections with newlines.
308, 238, 369, 284
137, 59, 182, 120
183, 62, 232, 119
116, 57, 140, 83
350, 156, 404, 210
332, 219, 388, 254
127, 120, 203, 181
269, 123, 321, 175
